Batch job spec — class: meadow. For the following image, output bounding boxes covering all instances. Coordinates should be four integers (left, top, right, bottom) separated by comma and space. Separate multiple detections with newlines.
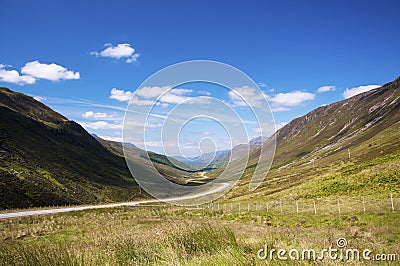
0, 204, 399, 265
1, 151, 399, 265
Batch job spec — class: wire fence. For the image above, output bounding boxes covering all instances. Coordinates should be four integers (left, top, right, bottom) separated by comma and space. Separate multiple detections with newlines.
206, 193, 399, 215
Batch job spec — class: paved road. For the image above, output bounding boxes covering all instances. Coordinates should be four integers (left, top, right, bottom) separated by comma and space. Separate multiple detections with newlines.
0, 181, 228, 219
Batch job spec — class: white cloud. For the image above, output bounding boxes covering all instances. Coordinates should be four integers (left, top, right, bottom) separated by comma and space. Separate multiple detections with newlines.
343, 85, 380, 99
125, 120, 162, 128
228, 86, 267, 107
110, 88, 133, 102
82, 111, 106, 119
130, 96, 157, 106
257, 82, 267, 88
21, 61, 80, 81
109, 89, 148, 106
91, 43, 140, 63
271, 106, 290, 112
158, 88, 193, 104
198, 90, 211, 96
317, 85, 336, 93
80, 121, 122, 130
0, 64, 36, 85
269, 91, 315, 106
0, 61, 79, 85
111, 86, 212, 107
126, 53, 140, 63
133, 86, 198, 105
227, 86, 315, 112
135, 86, 171, 98
82, 111, 117, 119
109, 87, 163, 106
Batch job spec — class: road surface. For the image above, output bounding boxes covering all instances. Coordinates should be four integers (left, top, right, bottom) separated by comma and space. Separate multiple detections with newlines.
0, 180, 228, 219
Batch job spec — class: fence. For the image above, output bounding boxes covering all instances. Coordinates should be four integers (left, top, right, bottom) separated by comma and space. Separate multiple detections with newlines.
206, 193, 398, 215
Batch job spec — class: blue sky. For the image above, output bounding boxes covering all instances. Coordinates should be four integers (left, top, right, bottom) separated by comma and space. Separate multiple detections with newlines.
1, 0, 400, 156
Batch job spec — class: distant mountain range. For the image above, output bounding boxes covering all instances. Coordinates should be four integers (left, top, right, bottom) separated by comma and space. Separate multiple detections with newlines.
172, 137, 263, 169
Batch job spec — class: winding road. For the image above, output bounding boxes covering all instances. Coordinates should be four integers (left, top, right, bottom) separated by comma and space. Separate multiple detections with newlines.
0, 176, 228, 219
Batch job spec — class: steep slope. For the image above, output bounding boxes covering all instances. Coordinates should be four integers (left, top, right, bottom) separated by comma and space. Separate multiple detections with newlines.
251, 76, 400, 169
0, 87, 144, 209
96, 138, 198, 184
94, 136, 192, 170
221, 76, 400, 201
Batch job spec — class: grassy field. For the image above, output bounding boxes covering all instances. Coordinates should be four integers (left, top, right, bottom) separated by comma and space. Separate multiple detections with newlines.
0, 151, 399, 265
0, 205, 399, 265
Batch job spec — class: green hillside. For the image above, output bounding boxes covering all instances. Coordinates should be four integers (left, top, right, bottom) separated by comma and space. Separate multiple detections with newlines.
219, 76, 400, 201
0, 87, 145, 209
96, 137, 198, 183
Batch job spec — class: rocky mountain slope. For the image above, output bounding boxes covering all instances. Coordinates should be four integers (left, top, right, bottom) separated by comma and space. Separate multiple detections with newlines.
250, 76, 400, 169
221, 76, 400, 201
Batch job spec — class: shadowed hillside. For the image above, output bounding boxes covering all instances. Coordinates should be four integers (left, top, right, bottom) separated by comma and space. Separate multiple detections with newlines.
0, 88, 145, 209
0, 87, 204, 209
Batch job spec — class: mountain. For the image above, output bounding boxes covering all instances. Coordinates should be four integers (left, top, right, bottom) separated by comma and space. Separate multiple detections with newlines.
0, 87, 203, 209
253, 76, 400, 168
172, 141, 261, 170
249, 136, 268, 145
218, 143, 260, 166
172, 150, 230, 169
221, 76, 400, 201
0, 87, 147, 209
96, 137, 196, 182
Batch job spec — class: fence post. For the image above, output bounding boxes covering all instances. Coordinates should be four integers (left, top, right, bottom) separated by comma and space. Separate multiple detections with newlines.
280, 200, 283, 213
248, 202, 250, 212
266, 202, 269, 213
255, 202, 258, 211
390, 193, 395, 211
337, 199, 341, 214
296, 200, 299, 214
313, 201, 317, 215
362, 196, 366, 212
230, 203, 233, 212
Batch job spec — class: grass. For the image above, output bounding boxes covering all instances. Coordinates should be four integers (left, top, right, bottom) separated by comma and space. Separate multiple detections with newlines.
220, 150, 400, 203
0, 206, 399, 265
